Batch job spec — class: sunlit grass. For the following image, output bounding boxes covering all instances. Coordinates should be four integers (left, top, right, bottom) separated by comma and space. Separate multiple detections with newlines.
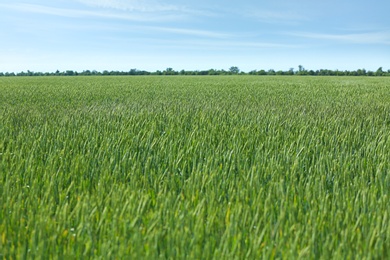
1, 76, 389, 258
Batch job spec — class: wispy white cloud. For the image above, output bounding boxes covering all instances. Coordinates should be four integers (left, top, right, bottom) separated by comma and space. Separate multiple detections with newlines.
97, 36, 302, 51
47, 22, 232, 39
243, 9, 308, 24
0, 3, 186, 22
145, 26, 231, 39
0, 3, 232, 40
201, 40, 301, 50
288, 31, 390, 45
77, 0, 181, 12
76, 0, 216, 17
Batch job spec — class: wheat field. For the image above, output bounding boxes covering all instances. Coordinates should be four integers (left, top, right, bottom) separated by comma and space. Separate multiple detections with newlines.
1, 76, 389, 258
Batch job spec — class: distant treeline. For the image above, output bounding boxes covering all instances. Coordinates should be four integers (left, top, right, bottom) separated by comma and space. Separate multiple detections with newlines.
1, 66, 389, 77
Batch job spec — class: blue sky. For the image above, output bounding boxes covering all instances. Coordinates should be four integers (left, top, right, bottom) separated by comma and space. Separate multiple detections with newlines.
1, 0, 389, 72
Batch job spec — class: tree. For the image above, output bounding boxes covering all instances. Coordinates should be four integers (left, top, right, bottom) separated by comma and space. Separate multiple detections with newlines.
83, 70, 91, 75
267, 69, 276, 75
208, 69, 217, 75
164, 68, 176, 75
229, 66, 240, 74
129, 69, 138, 75
376, 67, 383, 76
297, 65, 307, 75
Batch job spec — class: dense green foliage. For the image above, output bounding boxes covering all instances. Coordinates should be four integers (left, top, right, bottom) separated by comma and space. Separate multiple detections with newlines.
0, 66, 389, 76
1, 76, 390, 258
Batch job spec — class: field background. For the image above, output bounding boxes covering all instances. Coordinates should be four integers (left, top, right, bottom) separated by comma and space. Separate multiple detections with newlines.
1, 76, 390, 258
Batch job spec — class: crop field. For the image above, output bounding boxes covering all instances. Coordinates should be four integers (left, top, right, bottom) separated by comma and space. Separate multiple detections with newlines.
1, 76, 390, 258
